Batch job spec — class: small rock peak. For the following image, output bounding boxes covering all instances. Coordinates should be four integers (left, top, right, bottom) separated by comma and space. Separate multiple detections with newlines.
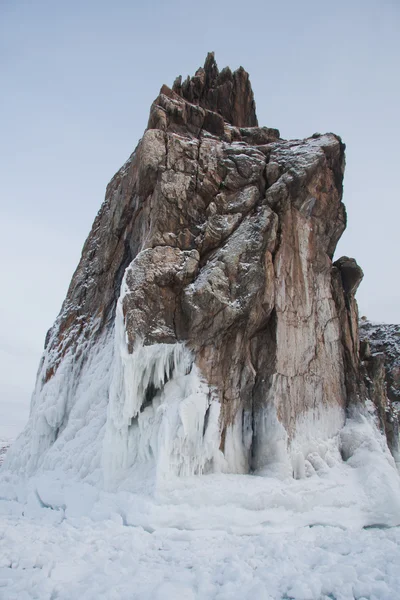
172, 53, 258, 128
204, 51, 217, 71
202, 51, 219, 86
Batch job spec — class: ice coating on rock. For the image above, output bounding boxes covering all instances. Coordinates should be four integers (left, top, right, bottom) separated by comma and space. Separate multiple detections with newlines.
103, 298, 222, 486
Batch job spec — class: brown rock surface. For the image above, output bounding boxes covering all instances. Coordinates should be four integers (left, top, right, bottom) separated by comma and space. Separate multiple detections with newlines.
172, 52, 258, 128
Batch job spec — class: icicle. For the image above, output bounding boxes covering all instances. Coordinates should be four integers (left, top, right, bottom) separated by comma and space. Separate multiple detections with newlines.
103, 298, 223, 487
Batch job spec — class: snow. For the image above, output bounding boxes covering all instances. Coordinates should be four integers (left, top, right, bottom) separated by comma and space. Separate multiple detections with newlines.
1, 509, 399, 600
3, 326, 114, 481
0, 439, 10, 467
2, 293, 400, 598
1, 411, 400, 599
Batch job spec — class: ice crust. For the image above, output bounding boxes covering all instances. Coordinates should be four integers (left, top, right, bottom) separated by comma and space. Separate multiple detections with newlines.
1, 412, 400, 599
103, 300, 223, 487
3, 289, 396, 491
2, 315, 400, 598
4, 290, 224, 488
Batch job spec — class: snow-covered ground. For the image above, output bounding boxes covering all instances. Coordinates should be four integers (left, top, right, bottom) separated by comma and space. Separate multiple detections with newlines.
1, 415, 400, 600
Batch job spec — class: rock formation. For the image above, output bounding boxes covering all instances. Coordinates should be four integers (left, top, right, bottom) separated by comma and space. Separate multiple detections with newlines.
359, 320, 400, 457
5, 53, 399, 483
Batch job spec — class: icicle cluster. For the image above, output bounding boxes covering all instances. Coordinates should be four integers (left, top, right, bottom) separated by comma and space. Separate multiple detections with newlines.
102, 300, 223, 486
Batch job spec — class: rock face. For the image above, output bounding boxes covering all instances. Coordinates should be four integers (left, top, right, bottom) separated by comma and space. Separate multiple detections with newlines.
359, 321, 400, 458
5, 54, 397, 482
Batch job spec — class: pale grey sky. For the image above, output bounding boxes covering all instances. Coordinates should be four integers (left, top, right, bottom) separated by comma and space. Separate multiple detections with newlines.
1, 0, 399, 437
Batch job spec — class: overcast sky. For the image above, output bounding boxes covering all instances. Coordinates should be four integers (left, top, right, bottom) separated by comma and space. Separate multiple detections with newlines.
1, 0, 399, 437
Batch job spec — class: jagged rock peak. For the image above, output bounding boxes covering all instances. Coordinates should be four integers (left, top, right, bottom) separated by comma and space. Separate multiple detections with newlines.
172, 52, 258, 128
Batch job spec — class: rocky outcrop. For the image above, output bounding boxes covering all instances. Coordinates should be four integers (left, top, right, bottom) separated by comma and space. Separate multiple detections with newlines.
359, 321, 400, 457
5, 54, 396, 482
